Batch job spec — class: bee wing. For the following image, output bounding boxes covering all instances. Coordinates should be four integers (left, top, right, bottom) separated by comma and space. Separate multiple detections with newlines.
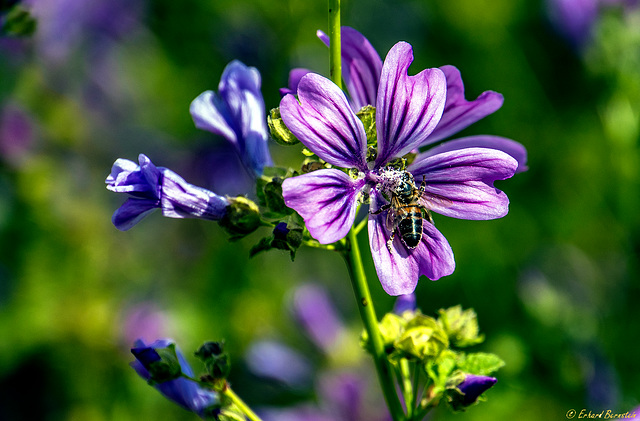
419, 191, 454, 212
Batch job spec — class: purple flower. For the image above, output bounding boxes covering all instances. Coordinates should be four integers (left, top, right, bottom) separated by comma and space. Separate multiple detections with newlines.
546, 0, 599, 48
286, 27, 527, 173
190, 60, 273, 177
245, 340, 314, 389
131, 339, 219, 418
280, 42, 519, 295
393, 294, 417, 315
454, 374, 497, 407
106, 154, 229, 231
291, 283, 346, 353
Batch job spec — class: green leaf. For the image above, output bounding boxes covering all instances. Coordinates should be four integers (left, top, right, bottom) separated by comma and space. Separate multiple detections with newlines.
457, 352, 505, 376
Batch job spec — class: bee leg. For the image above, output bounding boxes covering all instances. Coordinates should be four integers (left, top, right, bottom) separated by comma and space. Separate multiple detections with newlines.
386, 231, 396, 252
419, 175, 426, 193
370, 203, 391, 215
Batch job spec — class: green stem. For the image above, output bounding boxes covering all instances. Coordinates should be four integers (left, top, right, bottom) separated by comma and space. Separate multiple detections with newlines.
328, 0, 341, 89
342, 228, 405, 421
400, 359, 414, 418
224, 387, 263, 421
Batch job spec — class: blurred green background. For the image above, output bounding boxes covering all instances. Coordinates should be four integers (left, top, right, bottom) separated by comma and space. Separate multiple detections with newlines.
1, 0, 638, 419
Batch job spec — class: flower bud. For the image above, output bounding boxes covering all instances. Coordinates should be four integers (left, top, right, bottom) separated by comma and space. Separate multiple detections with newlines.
131, 343, 182, 384
219, 196, 261, 238
447, 374, 497, 410
268, 107, 300, 146
195, 341, 231, 380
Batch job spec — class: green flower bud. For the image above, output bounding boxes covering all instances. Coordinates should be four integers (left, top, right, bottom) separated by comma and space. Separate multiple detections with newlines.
219, 196, 261, 239
195, 341, 231, 380
438, 306, 485, 348
268, 107, 299, 146
395, 314, 449, 360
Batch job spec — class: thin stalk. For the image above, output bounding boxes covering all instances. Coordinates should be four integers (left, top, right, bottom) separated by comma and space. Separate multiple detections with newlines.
400, 358, 414, 418
343, 229, 405, 421
328, 0, 341, 89
223, 387, 263, 421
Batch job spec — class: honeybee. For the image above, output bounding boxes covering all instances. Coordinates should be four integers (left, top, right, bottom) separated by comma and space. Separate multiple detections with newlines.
372, 172, 452, 252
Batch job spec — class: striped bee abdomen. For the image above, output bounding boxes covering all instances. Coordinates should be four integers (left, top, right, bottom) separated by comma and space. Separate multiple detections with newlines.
397, 205, 423, 249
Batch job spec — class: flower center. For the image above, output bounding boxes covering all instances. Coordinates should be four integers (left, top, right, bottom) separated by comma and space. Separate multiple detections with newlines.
375, 167, 415, 197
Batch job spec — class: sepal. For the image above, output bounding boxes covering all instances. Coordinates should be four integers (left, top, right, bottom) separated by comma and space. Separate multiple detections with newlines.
268, 107, 300, 146
256, 167, 296, 219
131, 343, 183, 384
250, 221, 304, 261
195, 341, 231, 381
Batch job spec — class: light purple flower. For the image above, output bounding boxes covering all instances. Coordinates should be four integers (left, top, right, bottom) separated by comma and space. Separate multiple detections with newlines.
106, 154, 229, 231
131, 339, 219, 418
245, 340, 314, 389
281, 42, 519, 295
291, 283, 346, 353
190, 60, 273, 177
286, 26, 527, 173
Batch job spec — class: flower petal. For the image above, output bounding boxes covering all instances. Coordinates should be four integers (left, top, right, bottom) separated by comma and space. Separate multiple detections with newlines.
280, 68, 311, 97
375, 42, 446, 166
159, 169, 229, 220
425, 65, 504, 144
419, 135, 528, 173
282, 169, 365, 244
409, 147, 518, 220
112, 198, 158, 231
280, 73, 368, 169
190, 90, 238, 145
190, 60, 272, 176
318, 27, 383, 110
368, 193, 455, 296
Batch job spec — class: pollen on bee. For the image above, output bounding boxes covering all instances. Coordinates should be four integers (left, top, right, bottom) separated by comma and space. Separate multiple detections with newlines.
376, 167, 407, 195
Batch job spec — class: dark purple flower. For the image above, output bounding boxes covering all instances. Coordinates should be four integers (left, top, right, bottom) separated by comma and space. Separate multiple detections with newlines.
130, 339, 219, 418
280, 42, 519, 295
291, 283, 346, 353
455, 374, 497, 407
105, 154, 229, 231
190, 60, 273, 177
286, 27, 527, 173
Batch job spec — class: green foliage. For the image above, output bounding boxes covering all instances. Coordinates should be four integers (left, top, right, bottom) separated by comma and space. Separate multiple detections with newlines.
457, 352, 506, 377
1, 5, 36, 36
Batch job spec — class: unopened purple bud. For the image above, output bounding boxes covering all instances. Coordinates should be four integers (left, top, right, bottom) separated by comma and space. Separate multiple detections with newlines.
456, 374, 497, 407
393, 294, 416, 315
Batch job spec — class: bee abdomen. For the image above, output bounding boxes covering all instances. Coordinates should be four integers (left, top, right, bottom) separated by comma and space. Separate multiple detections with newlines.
398, 206, 423, 249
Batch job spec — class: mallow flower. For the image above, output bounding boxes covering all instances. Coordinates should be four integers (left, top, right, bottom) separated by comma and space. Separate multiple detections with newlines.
106, 154, 229, 231
284, 26, 527, 173
190, 60, 273, 177
130, 338, 219, 418
280, 42, 519, 295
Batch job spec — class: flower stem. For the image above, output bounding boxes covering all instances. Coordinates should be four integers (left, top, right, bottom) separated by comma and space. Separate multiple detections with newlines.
400, 358, 414, 418
343, 228, 405, 421
223, 387, 263, 421
328, 0, 341, 89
